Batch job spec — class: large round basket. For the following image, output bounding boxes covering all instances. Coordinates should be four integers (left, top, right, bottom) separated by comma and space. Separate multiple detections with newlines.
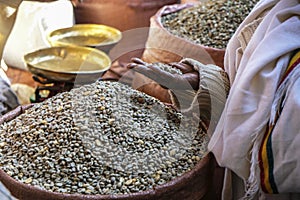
0, 105, 220, 200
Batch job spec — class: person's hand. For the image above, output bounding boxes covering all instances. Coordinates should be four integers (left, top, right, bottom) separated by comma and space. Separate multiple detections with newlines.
127, 58, 199, 90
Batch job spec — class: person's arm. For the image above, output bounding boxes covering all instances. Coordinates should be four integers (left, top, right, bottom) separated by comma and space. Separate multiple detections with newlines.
127, 57, 230, 131
128, 57, 200, 90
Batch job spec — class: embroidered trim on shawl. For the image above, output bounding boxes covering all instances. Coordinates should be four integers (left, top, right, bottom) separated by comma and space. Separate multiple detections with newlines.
258, 49, 300, 194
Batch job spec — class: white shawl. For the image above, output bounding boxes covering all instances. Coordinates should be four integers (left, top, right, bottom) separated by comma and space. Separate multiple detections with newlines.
208, 0, 300, 199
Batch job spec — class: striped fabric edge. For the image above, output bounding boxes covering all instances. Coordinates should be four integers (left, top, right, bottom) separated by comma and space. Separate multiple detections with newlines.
258, 49, 300, 194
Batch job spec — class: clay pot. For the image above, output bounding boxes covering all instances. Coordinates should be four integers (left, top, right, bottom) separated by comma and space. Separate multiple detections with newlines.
71, 0, 180, 32
0, 105, 217, 200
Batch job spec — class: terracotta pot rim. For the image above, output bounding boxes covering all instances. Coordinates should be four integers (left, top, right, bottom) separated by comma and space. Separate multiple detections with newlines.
0, 153, 210, 199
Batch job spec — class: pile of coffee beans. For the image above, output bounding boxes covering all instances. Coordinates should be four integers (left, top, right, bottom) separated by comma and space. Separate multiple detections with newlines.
0, 81, 208, 195
162, 0, 260, 49
152, 62, 183, 75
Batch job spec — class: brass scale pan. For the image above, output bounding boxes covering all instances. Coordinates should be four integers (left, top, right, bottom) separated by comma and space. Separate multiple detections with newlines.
24, 24, 122, 83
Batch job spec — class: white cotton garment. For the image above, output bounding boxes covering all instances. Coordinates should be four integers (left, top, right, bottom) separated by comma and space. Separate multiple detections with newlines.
3, 0, 74, 70
0, 0, 21, 61
0, 0, 21, 115
208, 0, 300, 199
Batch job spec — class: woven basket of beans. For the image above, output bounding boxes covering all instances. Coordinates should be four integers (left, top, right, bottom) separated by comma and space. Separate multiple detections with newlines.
0, 81, 218, 200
